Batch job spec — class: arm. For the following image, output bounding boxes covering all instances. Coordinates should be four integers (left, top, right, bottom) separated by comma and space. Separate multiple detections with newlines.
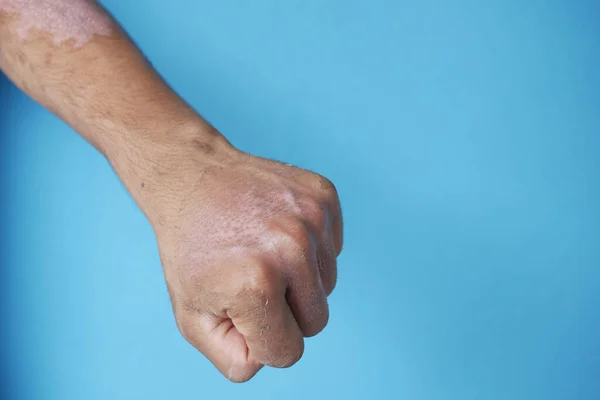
0, 0, 219, 213
0, 0, 343, 382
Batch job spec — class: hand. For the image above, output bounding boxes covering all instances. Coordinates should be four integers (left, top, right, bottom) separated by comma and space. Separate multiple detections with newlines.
0, 1, 342, 382
142, 137, 343, 382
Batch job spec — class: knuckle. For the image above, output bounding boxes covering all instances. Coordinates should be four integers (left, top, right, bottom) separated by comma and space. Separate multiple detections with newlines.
176, 314, 199, 345
277, 219, 313, 252
274, 341, 305, 368
306, 310, 330, 337
227, 373, 250, 384
243, 262, 278, 294
300, 301, 330, 337
324, 274, 337, 296
302, 199, 328, 230
230, 263, 281, 320
226, 364, 261, 383
315, 175, 338, 199
320, 252, 338, 296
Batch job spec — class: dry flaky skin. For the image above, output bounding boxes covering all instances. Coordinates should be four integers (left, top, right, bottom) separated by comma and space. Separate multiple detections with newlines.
0, 0, 343, 382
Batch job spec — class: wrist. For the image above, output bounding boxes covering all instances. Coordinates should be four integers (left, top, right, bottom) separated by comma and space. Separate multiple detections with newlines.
107, 116, 237, 222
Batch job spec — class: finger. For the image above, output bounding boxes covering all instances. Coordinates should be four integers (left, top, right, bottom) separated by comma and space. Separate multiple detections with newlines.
176, 311, 263, 383
227, 266, 305, 369
285, 252, 330, 337
316, 222, 338, 296
280, 223, 330, 337
327, 189, 343, 256
298, 199, 338, 296
311, 175, 343, 255
332, 208, 343, 256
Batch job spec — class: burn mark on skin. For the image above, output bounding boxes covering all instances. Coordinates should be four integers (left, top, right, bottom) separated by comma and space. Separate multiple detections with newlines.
0, 0, 114, 47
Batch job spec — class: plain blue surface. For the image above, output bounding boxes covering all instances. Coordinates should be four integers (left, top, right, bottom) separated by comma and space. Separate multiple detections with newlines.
1, 1, 599, 399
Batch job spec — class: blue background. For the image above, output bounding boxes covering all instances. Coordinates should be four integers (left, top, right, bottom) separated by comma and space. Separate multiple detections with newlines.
1, 1, 599, 399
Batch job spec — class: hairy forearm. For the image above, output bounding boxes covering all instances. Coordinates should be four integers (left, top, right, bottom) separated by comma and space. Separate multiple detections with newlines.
0, 0, 231, 219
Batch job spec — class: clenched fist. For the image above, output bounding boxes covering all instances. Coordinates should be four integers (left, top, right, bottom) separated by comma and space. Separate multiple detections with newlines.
125, 133, 343, 382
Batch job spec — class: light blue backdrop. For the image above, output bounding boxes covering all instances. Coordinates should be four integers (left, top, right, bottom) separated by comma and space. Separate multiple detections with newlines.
1, 1, 599, 399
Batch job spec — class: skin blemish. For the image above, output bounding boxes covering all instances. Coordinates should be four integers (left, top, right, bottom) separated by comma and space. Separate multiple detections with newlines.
191, 138, 215, 155
0, 0, 114, 47
141, 182, 145, 188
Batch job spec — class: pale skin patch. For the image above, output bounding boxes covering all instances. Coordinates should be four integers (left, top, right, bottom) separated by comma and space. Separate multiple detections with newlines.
0, 0, 114, 47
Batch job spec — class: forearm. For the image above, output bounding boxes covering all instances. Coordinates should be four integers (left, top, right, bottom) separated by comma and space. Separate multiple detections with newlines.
0, 0, 230, 218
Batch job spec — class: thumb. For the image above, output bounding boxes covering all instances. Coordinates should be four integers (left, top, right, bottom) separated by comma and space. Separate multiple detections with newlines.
177, 312, 263, 383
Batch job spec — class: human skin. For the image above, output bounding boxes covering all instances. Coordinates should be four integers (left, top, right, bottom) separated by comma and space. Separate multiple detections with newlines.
0, 0, 343, 382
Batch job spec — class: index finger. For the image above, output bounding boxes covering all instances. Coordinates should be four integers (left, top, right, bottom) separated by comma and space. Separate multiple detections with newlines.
227, 266, 305, 368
